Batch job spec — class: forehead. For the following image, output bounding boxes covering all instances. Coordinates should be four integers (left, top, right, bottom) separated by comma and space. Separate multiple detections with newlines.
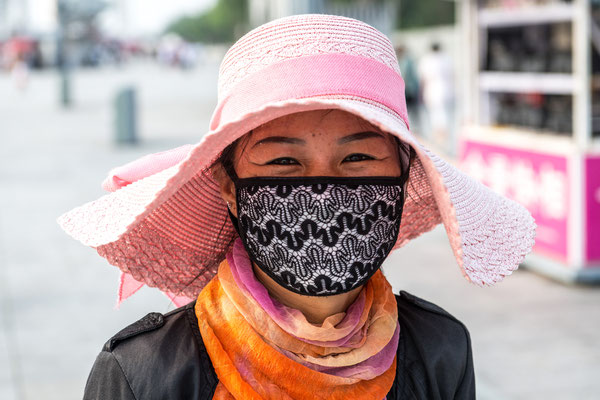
250, 109, 383, 139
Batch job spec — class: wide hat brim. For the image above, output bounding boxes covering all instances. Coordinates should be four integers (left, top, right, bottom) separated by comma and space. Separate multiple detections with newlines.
58, 14, 536, 299
58, 95, 536, 299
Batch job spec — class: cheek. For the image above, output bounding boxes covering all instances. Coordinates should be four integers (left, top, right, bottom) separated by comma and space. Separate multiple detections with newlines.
385, 160, 403, 176
340, 159, 402, 177
385, 140, 404, 176
373, 159, 402, 176
362, 143, 403, 176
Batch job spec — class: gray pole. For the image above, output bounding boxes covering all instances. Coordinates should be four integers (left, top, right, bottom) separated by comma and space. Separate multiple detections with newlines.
114, 86, 138, 145
57, 0, 71, 107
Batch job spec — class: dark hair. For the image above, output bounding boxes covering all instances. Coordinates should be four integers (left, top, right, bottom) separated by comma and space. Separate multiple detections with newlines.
395, 137, 415, 179
214, 136, 243, 180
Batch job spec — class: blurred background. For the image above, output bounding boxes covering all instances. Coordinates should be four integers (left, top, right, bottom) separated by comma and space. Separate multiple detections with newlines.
1, 0, 599, 399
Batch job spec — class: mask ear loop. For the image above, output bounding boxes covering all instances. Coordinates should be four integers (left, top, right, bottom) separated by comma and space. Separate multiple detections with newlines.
222, 162, 242, 235
227, 207, 241, 236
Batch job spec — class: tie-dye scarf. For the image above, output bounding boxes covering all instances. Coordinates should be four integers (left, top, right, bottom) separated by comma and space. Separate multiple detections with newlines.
195, 239, 399, 399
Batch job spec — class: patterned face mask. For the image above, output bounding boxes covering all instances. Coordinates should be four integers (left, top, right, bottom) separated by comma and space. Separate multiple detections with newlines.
229, 173, 409, 296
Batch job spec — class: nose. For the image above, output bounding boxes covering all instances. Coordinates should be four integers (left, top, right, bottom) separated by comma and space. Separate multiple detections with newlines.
302, 156, 343, 177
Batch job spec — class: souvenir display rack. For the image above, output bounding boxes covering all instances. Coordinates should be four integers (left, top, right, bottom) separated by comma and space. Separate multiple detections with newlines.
459, 0, 600, 282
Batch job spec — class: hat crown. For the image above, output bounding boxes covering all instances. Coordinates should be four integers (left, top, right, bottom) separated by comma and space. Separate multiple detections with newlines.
218, 14, 401, 101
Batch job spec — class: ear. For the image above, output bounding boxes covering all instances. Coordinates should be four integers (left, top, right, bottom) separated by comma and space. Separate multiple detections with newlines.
212, 163, 238, 217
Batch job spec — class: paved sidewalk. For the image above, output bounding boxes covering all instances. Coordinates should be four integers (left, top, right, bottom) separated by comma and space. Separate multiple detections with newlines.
1, 62, 598, 400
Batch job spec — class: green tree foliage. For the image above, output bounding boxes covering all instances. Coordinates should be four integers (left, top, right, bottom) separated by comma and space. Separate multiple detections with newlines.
397, 0, 455, 29
167, 0, 454, 42
330, 0, 385, 3
331, 0, 456, 29
166, 0, 247, 43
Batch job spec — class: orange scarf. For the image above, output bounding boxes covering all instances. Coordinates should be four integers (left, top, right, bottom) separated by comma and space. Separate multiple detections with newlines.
195, 256, 398, 399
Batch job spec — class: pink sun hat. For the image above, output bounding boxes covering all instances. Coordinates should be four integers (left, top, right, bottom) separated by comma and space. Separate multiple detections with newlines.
58, 14, 536, 301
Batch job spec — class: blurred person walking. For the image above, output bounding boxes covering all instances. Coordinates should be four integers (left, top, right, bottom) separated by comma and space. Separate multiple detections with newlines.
5, 37, 33, 91
10, 53, 30, 91
396, 45, 420, 128
418, 42, 454, 150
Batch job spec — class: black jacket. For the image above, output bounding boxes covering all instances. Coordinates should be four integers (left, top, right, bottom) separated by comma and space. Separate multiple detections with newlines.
83, 291, 475, 399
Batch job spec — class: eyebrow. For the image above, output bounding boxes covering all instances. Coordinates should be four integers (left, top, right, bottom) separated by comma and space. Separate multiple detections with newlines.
337, 131, 386, 144
250, 131, 385, 148
252, 136, 306, 148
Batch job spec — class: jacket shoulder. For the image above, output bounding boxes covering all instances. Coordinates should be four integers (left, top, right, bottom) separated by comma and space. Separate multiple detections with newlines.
103, 303, 192, 352
390, 291, 475, 400
103, 311, 164, 352
395, 290, 471, 352
85, 302, 218, 400
396, 290, 467, 325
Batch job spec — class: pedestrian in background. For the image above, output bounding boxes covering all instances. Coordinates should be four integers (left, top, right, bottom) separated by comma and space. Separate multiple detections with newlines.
59, 14, 535, 400
396, 45, 420, 125
418, 42, 454, 149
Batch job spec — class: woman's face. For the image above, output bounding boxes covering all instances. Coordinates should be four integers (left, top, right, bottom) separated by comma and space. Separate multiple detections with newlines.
218, 109, 404, 214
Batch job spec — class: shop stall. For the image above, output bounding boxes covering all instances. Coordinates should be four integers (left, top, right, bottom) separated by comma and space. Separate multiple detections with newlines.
459, 0, 599, 282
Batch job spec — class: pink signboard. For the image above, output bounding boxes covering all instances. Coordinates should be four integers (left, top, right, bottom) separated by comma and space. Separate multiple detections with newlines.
586, 156, 600, 263
460, 140, 569, 262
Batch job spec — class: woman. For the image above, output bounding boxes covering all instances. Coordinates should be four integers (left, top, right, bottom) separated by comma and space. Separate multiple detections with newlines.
59, 15, 536, 400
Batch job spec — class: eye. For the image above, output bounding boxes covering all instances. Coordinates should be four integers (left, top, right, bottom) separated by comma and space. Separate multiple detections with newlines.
343, 153, 375, 162
266, 157, 299, 166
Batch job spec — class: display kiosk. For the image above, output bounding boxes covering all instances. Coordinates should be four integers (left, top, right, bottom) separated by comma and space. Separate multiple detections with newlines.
459, 0, 599, 282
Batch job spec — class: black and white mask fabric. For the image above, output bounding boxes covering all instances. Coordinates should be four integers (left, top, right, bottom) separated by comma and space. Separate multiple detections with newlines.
231, 174, 409, 296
